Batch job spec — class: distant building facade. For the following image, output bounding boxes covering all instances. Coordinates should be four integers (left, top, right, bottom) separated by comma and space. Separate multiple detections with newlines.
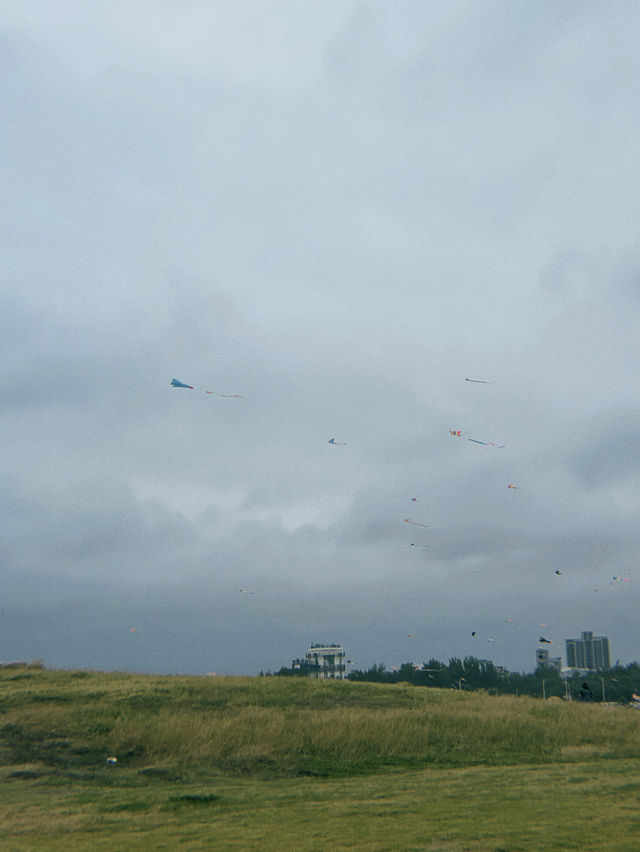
565, 631, 610, 671
477, 659, 511, 677
292, 643, 346, 679
536, 647, 562, 672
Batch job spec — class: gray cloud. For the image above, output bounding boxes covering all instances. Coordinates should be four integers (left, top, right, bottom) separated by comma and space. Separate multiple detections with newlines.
1, 2, 639, 676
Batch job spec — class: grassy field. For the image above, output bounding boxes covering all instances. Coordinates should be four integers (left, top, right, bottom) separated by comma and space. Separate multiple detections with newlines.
1, 666, 639, 850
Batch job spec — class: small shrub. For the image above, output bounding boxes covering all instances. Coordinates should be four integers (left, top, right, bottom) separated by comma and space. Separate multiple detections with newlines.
164, 793, 221, 810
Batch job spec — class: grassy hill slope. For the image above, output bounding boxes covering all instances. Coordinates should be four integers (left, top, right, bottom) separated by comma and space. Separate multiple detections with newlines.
2, 667, 640, 850
1, 665, 638, 778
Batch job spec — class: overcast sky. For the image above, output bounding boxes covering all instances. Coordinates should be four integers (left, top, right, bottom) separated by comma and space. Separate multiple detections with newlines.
2, 1, 639, 677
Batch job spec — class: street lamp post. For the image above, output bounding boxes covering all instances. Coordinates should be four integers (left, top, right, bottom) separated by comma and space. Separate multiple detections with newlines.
599, 677, 606, 704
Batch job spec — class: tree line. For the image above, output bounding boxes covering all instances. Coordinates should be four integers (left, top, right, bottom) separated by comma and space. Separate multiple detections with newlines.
272, 656, 640, 702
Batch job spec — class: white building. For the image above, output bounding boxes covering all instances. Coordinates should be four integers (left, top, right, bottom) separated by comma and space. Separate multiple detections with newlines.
292, 643, 346, 679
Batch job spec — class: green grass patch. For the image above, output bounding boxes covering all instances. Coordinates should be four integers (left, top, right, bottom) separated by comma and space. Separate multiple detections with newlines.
0, 761, 639, 850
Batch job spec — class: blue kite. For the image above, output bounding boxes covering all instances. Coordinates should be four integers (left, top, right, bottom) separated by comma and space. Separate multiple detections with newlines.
170, 378, 244, 397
